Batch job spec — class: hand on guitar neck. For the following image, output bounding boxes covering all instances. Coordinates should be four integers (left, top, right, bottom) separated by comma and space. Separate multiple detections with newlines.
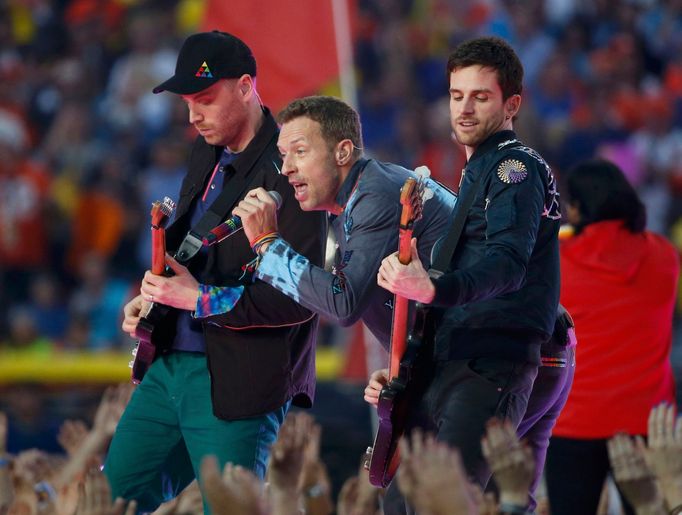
377, 237, 435, 305
140, 254, 199, 312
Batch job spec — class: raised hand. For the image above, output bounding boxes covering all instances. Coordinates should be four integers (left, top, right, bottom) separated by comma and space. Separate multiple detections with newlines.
640, 403, 682, 511
58, 420, 89, 457
268, 412, 311, 494
481, 417, 534, 508
92, 384, 134, 439
200, 456, 266, 515
299, 417, 333, 514
75, 468, 137, 515
174, 481, 204, 515
607, 433, 665, 515
397, 429, 479, 515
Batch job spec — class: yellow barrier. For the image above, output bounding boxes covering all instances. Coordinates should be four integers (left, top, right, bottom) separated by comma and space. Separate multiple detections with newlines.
0, 347, 344, 384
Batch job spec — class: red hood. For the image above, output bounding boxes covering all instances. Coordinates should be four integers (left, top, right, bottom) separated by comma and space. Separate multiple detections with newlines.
561, 221, 646, 283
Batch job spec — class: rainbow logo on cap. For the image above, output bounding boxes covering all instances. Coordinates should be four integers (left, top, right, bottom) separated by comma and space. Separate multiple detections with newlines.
195, 61, 213, 78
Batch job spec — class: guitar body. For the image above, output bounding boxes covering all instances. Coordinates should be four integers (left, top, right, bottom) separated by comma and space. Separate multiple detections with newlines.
131, 303, 173, 384
368, 307, 434, 487
129, 197, 175, 384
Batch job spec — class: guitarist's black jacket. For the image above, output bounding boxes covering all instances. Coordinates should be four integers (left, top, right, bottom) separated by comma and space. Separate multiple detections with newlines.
429, 130, 561, 365
163, 109, 327, 420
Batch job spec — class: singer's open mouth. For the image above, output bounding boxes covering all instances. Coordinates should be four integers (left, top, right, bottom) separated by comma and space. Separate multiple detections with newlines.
291, 182, 308, 201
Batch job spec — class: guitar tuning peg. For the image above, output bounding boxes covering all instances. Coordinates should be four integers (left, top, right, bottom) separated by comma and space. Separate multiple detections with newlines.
131, 347, 138, 356
128, 361, 134, 368
414, 165, 431, 179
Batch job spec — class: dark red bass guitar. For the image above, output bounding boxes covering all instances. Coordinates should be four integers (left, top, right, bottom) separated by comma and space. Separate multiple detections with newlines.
366, 174, 435, 487
130, 196, 175, 384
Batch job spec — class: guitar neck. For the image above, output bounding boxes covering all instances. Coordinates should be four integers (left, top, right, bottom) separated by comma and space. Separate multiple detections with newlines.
388, 227, 414, 378
151, 227, 166, 275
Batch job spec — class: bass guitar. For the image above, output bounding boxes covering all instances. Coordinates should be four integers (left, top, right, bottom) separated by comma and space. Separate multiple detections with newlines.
366, 172, 434, 487
130, 196, 175, 384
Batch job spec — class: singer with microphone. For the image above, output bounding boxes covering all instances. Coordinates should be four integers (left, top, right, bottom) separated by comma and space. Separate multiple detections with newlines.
105, 31, 326, 514
233, 95, 456, 354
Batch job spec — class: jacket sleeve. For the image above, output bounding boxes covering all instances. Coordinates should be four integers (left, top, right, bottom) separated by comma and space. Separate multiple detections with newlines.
431, 155, 546, 307
255, 190, 400, 326
198, 174, 327, 329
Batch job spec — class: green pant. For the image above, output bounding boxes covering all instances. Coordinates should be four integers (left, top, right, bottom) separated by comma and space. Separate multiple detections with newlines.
104, 352, 288, 513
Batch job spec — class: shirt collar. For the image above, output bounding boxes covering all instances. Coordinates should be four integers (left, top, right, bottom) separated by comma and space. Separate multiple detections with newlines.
216, 106, 278, 178
468, 130, 518, 163
334, 157, 370, 210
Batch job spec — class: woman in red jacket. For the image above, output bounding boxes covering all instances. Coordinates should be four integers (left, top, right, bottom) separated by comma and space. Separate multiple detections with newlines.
545, 159, 680, 515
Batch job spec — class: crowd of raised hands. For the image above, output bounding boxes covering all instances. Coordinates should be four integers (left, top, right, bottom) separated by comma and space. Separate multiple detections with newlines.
607, 404, 682, 515
1, 388, 682, 515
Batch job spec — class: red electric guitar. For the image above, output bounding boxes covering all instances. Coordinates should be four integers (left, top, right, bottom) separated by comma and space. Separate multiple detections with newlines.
366, 175, 435, 487
130, 196, 175, 384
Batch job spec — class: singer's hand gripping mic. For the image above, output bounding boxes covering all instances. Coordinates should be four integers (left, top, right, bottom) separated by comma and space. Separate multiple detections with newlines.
203, 190, 283, 246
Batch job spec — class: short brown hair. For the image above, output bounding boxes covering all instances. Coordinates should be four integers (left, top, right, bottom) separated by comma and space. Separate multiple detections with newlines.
446, 37, 523, 100
278, 96, 363, 158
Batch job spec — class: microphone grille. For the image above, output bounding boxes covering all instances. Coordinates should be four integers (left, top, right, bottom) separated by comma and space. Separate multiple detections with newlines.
268, 190, 283, 209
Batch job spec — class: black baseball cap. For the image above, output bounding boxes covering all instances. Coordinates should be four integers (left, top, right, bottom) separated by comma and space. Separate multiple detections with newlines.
153, 30, 257, 95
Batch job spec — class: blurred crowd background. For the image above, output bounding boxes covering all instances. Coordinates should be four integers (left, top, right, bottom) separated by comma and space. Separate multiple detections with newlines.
1, 0, 681, 493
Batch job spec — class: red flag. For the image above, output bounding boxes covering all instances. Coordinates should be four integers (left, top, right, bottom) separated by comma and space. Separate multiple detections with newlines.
202, 0, 356, 112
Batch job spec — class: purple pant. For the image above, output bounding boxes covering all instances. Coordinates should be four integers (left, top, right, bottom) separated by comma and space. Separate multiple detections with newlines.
517, 343, 575, 509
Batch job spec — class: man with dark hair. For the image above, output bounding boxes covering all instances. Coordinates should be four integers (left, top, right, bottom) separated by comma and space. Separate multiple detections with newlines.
104, 31, 326, 512
233, 94, 456, 363
378, 36, 563, 509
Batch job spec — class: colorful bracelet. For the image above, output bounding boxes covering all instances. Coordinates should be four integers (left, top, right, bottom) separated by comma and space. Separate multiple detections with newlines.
250, 231, 280, 256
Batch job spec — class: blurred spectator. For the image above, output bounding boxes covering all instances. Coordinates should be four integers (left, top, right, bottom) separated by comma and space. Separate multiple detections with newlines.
135, 133, 187, 268
65, 152, 135, 275
25, 273, 69, 343
629, 93, 682, 233
100, 7, 177, 138
545, 159, 680, 515
0, 113, 51, 302
2, 306, 53, 355
69, 252, 132, 351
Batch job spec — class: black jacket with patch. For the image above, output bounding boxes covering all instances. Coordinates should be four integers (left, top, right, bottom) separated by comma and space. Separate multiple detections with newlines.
430, 130, 561, 364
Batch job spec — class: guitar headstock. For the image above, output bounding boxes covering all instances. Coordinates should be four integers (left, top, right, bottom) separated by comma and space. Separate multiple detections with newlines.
150, 196, 176, 229
399, 166, 432, 229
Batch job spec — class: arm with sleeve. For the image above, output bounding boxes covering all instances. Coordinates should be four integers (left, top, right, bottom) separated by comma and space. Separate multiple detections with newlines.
254, 190, 401, 326
430, 156, 546, 307
193, 177, 326, 329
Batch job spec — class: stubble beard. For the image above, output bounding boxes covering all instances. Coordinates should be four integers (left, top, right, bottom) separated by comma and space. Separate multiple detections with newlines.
453, 113, 506, 149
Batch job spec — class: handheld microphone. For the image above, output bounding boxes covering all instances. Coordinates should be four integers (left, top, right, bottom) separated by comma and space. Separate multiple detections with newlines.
203, 190, 283, 246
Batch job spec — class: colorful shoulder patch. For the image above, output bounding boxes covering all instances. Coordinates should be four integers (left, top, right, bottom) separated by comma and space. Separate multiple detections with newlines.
497, 159, 528, 184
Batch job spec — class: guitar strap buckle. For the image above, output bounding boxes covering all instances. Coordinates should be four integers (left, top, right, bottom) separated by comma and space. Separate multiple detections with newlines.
175, 232, 203, 264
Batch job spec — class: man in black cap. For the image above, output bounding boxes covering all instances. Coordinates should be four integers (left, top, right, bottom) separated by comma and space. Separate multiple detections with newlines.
104, 31, 326, 512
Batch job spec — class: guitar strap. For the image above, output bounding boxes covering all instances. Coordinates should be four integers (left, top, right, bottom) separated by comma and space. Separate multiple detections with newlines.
174, 155, 272, 264
428, 166, 485, 278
